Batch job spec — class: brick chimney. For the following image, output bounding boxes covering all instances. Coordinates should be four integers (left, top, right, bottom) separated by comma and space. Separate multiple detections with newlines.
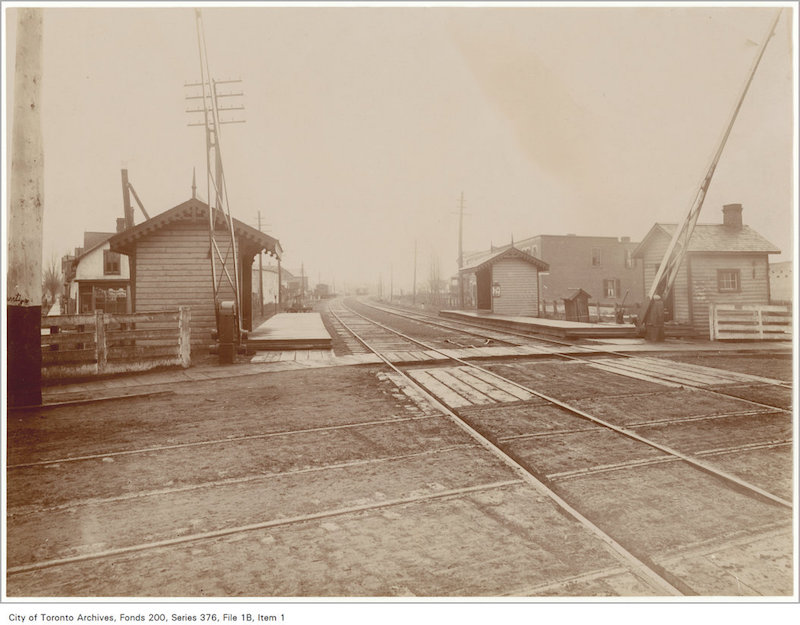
722, 203, 743, 229
117, 217, 127, 233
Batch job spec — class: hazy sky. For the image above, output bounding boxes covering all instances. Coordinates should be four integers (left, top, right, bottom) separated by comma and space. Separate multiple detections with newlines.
4, 2, 796, 292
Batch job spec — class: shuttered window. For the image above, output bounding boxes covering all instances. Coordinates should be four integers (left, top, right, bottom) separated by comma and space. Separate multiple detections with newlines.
603, 278, 621, 298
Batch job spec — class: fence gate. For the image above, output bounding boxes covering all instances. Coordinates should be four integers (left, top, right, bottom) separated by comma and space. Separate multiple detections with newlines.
709, 303, 792, 341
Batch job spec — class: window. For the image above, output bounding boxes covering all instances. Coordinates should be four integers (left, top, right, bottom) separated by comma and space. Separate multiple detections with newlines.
591, 247, 601, 266
624, 249, 634, 269
604, 278, 621, 298
104, 250, 121, 275
717, 269, 740, 292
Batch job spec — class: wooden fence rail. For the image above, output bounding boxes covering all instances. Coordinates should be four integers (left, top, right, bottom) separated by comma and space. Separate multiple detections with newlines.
709, 303, 792, 341
41, 308, 191, 381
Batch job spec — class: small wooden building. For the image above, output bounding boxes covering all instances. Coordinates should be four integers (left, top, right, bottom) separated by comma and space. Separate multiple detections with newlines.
632, 203, 779, 335
459, 245, 549, 316
563, 288, 591, 322
109, 197, 282, 349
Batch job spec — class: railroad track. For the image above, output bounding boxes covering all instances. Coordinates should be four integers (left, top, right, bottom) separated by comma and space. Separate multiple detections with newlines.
326, 299, 793, 595
348, 298, 793, 408
6, 299, 792, 596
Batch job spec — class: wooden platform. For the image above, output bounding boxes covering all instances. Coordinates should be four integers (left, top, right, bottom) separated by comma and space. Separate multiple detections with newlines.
440, 309, 639, 339
247, 313, 332, 350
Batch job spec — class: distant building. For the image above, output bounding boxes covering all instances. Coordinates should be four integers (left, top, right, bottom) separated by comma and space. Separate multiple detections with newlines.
633, 203, 779, 335
459, 245, 549, 316
463, 233, 643, 314
109, 197, 282, 349
314, 283, 330, 299
252, 261, 281, 312
62, 220, 132, 314
769, 260, 792, 303
281, 268, 308, 302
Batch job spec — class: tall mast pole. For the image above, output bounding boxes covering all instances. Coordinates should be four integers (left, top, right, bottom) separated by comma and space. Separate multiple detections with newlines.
641, 9, 783, 329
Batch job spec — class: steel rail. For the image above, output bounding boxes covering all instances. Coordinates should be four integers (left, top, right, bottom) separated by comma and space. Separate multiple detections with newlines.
9, 443, 477, 519
339, 301, 792, 510
7, 479, 522, 576
7, 414, 435, 470
328, 306, 686, 596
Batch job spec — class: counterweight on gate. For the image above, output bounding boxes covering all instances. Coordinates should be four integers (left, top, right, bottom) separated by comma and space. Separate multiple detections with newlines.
639, 9, 783, 334
186, 8, 246, 343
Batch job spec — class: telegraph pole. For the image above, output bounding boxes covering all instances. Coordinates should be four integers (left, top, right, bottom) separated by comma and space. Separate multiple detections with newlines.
412, 240, 417, 306
456, 192, 467, 309
8, 8, 44, 407
258, 211, 264, 317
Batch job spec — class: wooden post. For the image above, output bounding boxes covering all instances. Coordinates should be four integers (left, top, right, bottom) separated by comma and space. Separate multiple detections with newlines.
7, 8, 44, 406
277, 257, 282, 311
95, 311, 107, 374
708, 304, 716, 341
179, 306, 192, 367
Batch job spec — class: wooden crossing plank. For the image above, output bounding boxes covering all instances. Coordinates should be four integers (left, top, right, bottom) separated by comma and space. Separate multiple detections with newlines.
426, 368, 496, 405
448, 368, 520, 402
464, 367, 536, 401
637, 357, 787, 386
585, 361, 683, 388
407, 369, 473, 407
621, 357, 734, 386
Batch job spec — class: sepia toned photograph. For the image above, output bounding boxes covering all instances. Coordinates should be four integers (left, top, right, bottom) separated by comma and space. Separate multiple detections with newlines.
3, 0, 797, 609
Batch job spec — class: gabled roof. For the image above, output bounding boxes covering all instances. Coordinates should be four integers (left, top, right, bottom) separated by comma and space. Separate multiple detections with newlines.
83, 231, 114, 250
74, 232, 115, 262
109, 198, 283, 259
564, 288, 592, 301
632, 223, 779, 258
459, 245, 549, 274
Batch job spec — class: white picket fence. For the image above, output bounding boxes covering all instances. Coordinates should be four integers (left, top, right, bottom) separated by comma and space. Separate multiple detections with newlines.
708, 303, 792, 341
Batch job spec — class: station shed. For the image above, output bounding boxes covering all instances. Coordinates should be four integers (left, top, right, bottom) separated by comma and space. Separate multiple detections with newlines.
459, 245, 549, 316
633, 203, 779, 336
109, 197, 282, 350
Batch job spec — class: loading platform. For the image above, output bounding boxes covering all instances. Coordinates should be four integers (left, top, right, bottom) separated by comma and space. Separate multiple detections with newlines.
440, 310, 638, 339
247, 312, 332, 350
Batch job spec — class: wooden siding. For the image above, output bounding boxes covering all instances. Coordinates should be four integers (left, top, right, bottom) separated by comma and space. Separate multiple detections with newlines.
491, 259, 539, 316
639, 229, 772, 334
688, 253, 771, 333
640, 231, 691, 323
134, 221, 237, 347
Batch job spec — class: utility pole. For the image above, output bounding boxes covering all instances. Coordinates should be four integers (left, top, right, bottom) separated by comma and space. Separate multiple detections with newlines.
453, 192, 469, 309
412, 240, 417, 306
390, 264, 393, 303
8, 8, 44, 407
185, 8, 247, 343
257, 211, 264, 317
